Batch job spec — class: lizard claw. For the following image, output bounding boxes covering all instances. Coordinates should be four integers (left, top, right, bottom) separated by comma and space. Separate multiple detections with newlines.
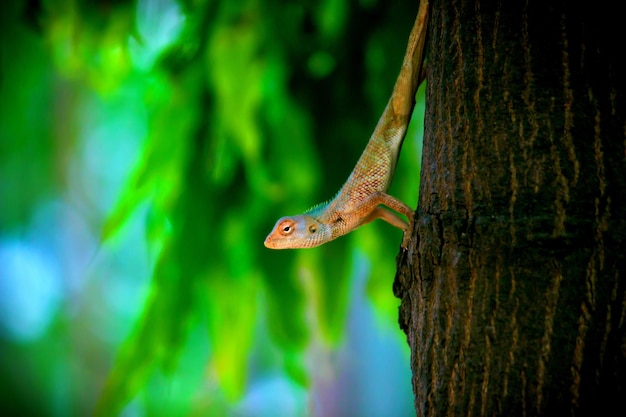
401, 232, 411, 250
400, 213, 415, 249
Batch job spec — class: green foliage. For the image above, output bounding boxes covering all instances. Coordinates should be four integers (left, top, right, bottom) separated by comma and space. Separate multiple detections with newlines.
1, 0, 422, 414
0, 2, 56, 226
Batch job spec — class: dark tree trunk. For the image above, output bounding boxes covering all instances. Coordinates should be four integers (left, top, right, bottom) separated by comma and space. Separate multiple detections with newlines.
394, 1, 626, 416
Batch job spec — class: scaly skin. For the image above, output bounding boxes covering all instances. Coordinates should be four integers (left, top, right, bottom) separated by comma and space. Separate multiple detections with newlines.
265, 1, 429, 250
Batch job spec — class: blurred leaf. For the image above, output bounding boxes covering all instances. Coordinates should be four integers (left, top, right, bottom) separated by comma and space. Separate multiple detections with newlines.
95, 243, 196, 417
303, 240, 353, 344
315, 0, 349, 41
0, 1, 55, 227
100, 74, 193, 241
0, 0, 425, 414
43, 0, 136, 92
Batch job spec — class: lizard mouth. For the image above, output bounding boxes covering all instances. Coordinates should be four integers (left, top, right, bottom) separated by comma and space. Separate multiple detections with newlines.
264, 234, 279, 249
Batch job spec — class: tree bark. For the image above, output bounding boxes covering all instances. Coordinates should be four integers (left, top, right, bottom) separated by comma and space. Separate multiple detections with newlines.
394, 1, 626, 416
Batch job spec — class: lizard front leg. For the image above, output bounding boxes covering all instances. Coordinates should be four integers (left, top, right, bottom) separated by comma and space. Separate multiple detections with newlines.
364, 207, 408, 230
360, 192, 415, 248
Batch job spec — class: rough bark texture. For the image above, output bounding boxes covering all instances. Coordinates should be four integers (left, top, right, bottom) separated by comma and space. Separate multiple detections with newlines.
394, 1, 626, 416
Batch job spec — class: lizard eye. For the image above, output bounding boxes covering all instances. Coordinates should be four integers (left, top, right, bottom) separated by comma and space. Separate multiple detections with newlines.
278, 220, 294, 235
309, 225, 317, 233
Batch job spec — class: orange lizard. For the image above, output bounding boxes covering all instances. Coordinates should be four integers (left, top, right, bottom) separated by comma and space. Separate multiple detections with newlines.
265, 1, 428, 250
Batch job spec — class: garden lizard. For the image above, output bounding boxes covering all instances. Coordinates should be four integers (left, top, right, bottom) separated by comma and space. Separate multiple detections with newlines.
264, 1, 428, 249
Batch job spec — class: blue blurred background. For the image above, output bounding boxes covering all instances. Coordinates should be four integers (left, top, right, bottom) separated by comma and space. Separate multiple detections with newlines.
0, 0, 423, 415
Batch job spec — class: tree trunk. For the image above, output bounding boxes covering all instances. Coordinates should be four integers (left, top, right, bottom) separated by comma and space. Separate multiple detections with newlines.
394, 1, 626, 416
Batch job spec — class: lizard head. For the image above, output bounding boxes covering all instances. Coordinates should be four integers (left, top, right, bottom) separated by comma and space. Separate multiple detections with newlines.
264, 215, 330, 249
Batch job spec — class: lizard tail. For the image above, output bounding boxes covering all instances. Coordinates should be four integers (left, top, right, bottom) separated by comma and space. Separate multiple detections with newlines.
359, 0, 428, 186
337, 1, 429, 199
390, 0, 429, 119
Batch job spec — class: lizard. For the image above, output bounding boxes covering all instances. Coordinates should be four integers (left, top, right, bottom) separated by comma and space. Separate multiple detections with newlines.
264, 1, 429, 250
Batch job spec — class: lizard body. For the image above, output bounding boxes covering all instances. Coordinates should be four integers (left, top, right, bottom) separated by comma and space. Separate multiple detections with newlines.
265, 1, 428, 249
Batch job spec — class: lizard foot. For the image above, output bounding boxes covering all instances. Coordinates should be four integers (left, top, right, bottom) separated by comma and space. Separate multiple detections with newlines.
400, 212, 415, 249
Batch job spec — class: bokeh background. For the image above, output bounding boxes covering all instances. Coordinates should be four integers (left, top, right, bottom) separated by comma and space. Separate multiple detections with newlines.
0, 0, 424, 415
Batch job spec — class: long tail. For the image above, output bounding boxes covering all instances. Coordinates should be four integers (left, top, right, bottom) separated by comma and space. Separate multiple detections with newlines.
371, 0, 429, 152
394, 0, 429, 118
330, 1, 429, 207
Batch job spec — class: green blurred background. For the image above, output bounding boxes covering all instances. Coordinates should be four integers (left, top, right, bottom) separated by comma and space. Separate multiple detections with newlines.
0, 0, 424, 415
